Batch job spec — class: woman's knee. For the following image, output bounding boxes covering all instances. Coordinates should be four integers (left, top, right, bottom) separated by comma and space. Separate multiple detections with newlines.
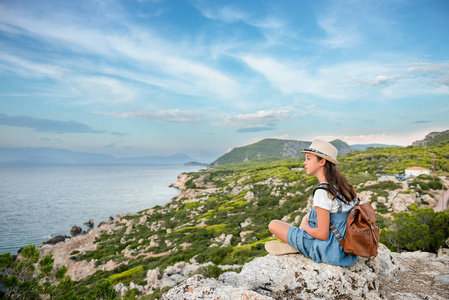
268, 220, 280, 233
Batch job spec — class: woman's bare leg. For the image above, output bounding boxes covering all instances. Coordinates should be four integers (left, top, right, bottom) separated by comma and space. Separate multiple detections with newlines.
268, 220, 292, 244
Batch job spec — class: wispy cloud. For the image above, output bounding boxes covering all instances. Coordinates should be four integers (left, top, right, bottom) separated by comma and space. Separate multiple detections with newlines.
40, 137, 63, 143
317, 14, 361, 49
411, 121, 431, 124
195, 3, 290, 46
314, 130, 432, 147
236, 126, 275, 133
93, 110, 210, 125
239, 55, 449, 99
196, 4, 283, 30
0, 114, 125, 135
94, 107, 304, 129
407, 63, 449, 75
0, 3, 241, 102
214, 108, 302, 128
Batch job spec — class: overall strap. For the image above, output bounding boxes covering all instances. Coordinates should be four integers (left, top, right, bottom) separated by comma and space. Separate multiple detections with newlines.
313, 183, 360, 246
313, 183, 354, 205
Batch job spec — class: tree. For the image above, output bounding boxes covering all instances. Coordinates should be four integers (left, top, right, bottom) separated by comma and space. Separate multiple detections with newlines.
380, 208, 449, 253
0, 245, 77, 300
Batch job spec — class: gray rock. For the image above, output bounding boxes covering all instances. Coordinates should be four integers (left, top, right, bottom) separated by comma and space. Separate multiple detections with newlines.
163, 244, 398, 299
435, 273, 449, 285
161, 275, 272, 300
70, 225, 82, 235
44, 235, 67, 245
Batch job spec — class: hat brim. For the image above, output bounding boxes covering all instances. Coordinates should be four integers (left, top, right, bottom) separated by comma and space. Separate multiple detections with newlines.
300, 150, 339, 165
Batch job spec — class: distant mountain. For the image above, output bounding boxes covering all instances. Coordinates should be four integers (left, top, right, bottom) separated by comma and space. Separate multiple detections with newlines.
0, 147, 195, 165
211, 138, 354, 166
412, 130, 449, 147
350, 144, 401, 151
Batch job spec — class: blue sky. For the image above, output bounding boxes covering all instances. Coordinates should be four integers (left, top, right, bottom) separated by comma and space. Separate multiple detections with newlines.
0, 0, 448, 162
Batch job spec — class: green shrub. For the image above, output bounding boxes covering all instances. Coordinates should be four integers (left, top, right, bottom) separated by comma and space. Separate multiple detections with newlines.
375, 202, 389, 214
108, 265, 144, 284
194, 264, 225, 279
0, 245, 77, 300
380, 208, 449, 253
428, 181, 443, 190
86, 280, 117, 299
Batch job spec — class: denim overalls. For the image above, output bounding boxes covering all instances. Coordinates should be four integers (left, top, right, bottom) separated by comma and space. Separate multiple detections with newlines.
287, 206, 358, 266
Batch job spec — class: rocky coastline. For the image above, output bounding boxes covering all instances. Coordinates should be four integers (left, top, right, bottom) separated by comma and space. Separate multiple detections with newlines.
30, 166, 449, 299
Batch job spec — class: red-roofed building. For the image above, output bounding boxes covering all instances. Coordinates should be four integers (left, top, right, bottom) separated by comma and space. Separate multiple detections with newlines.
405, 166, 430, 177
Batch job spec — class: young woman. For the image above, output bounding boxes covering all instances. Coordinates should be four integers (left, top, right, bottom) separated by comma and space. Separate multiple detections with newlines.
265, 140, 358, 266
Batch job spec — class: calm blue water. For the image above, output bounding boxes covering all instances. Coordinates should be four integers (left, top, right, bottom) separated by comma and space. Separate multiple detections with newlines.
0, 164, 202, 254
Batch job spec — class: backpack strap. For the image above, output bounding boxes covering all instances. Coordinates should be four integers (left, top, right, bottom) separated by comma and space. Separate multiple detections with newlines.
330, 221, 345, 247
314, 183, 360, 248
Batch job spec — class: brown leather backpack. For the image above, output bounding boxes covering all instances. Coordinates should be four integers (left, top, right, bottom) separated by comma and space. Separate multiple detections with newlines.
314, 184, 380, 259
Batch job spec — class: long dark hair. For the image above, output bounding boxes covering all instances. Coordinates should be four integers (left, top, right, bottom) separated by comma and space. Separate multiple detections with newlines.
320, 158, 356, 201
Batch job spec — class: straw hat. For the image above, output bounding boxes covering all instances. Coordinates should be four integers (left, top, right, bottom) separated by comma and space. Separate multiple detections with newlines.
300, 139, 339, 165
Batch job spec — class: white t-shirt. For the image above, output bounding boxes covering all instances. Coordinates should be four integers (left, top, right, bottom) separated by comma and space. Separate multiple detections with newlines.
313, 188, 354, 213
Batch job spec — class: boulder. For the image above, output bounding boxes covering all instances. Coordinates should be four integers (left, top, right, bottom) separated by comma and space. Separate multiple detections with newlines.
163, 244, 398, 299
83, 219, 94, 227
162, 244, 449, 299
44, 235, 67, 245
245, 191, 256, 201
70, 225, 82, 235
161, 275, 272, 300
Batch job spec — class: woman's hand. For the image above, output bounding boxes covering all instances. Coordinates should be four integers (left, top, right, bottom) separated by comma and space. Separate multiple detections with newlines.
299, 207, 330, 240
299, 212, 310, 230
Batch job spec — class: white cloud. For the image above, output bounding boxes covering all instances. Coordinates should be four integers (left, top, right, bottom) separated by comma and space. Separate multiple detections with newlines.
197, 4, 283, 30
240, 56, 324, 96
200, 6, 249, 23
195, 3, 288, 46
314, 131, 432, 147
317, 15, 361, 49
215, 108, 300, 128
0, 4, 241, 101
239, 55, 449, 99
407, 63, 449, 75
0, 53, 64, 78
71, 76, 139, 104
364, 75, 402, 87
93, 110, 210, 124
93, 107, 304, 128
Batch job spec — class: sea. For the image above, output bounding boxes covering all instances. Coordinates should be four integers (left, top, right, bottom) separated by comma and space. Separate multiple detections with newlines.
0, 164, 203, 255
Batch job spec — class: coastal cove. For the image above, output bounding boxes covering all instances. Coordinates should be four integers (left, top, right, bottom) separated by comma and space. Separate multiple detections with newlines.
0, 164, 203, 255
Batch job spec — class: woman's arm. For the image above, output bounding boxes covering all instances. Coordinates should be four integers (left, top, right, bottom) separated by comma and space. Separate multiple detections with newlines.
299, 207, 330, 240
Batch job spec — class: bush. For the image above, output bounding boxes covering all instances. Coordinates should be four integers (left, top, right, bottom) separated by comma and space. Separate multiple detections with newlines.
380, 208, 449, 253
428, 181, 443, 190
194, 264, 225, 279
0, 245, 77, 300
86, 280, 117, 299
108, 265, 144, 284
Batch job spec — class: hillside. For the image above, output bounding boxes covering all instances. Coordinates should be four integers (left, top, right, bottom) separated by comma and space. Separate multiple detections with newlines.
211, 138, 353, 166
412, 129, 449, 147
3, 130, 449, 299
20, 137, 449, 299
350, 143, 400, 151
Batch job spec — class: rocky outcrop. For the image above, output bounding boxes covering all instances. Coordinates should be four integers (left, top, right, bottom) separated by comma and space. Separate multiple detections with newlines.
70, 225, 82, 235
43, 235, 67, 245
169, 173, 191, 190
83, 218, 94, 227
162, 244, 449, 299
40, 222, 120, 281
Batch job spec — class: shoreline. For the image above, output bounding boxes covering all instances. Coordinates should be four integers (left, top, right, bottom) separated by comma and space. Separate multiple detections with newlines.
1, 166, 199, 256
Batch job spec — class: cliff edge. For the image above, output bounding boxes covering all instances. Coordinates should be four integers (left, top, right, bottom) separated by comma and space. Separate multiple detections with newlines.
162, 244, 449, 300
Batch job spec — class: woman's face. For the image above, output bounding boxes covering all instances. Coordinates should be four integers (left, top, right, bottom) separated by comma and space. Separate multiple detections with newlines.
303, 153, 323, 176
